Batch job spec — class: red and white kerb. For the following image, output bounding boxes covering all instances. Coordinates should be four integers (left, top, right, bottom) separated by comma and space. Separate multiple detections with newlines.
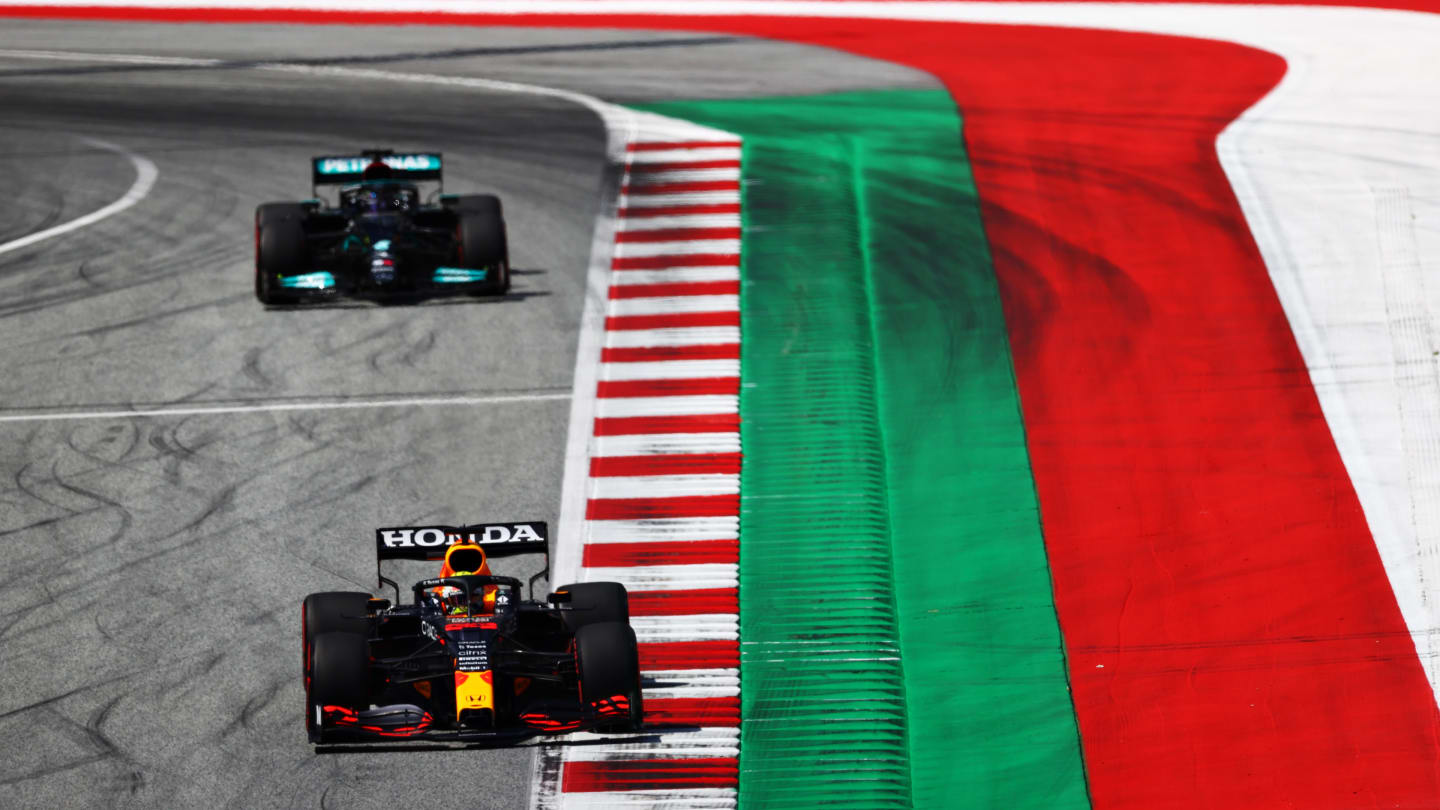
538, 129, 743, 809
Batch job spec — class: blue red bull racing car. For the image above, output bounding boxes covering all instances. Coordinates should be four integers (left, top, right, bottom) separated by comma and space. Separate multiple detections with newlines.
301, 522, 644, 744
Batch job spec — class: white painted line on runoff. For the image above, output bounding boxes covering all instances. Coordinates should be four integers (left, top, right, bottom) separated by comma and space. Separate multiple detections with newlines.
0, 391, 572, 424
0, 135, 157, 259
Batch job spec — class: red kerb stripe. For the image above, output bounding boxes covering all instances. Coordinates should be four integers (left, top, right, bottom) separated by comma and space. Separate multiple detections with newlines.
562, 757, 738, 792
620, 203, 741, 219
616, 227, 741, 243
642, 697, 741, 728
587, 494, 738, 520
601, 343, 739, 363
593, 414, 739, 436
610, 281, 739, 299
613, 253, 740, 270
583, 539, 738, 567
605, 312, 740, 331
597, 378, 739, 398
628, 588, 738, 616
622, 180, 739, 195
591, 453, 742, 477
639, 640, 738, 670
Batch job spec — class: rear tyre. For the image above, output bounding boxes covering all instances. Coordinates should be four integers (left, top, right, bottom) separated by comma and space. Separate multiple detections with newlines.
453, 195, 510, 295
555, 582, 629, 633
255, 202, 307, 305
575, 622, 643, 732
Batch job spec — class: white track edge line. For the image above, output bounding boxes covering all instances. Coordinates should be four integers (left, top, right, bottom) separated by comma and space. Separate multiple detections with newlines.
0, 135, 157, 258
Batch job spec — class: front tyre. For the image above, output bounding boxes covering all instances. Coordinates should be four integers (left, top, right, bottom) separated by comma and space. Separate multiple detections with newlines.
575, 621, 643, 732
255, 202, 307, 305
307, 631, 370, 741
453, 196, 510, 295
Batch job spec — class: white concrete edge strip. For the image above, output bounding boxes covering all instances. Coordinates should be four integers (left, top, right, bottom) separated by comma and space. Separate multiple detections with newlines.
0, 135, 158, 259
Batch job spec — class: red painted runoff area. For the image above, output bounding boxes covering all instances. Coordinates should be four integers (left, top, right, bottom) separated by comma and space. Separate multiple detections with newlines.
937, 24, 1440, 809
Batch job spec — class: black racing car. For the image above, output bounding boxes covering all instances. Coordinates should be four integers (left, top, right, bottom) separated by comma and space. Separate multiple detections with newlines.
302, 522, 644, 744
255, 149, 509, 304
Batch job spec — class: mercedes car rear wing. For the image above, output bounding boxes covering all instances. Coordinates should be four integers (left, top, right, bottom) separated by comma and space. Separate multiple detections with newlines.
311, 149, 443, 195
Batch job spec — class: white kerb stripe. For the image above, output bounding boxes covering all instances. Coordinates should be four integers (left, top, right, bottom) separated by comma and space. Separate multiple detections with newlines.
618, 214, 741, 231
608, 296, 739, 316
562, 729, 740, 760
592, 433, 740, 457
615, 239, 740, 258
553, 789, 735, 809
643, 668, 739, 689
601, 360, 739, 381
594, 395, 737, 418
590, 474, 739, 499
620, 191, 739, 208
584, 518, 738, 544
579, 564, 736, 589
627, 147, 741, 164
604, 328, 741, 348
610, 267, 740, 286
630, 615, 739, 642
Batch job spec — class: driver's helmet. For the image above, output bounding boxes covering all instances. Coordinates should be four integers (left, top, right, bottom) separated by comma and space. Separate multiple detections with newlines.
437, 543, 497, 615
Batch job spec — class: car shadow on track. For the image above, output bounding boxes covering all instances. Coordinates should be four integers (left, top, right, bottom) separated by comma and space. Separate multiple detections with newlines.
313, 729, 689, 756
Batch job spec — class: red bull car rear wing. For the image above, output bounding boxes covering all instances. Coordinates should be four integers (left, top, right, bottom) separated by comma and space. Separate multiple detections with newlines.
374, 522, 549, 600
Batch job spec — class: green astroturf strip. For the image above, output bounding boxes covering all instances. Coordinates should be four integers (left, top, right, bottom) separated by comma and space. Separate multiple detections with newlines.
635, 90, 1090, 809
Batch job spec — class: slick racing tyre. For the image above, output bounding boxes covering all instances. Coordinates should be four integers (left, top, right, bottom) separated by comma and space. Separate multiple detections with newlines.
255, 202, 307, 305
555, 582, 629, 633
309, 631, 370, 712
302, 592, 370, 735
575, 622, 644, 732
451, 194, 510, 295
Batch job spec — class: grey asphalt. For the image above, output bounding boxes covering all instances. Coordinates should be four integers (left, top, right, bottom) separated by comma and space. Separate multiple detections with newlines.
0, 21, 936, 809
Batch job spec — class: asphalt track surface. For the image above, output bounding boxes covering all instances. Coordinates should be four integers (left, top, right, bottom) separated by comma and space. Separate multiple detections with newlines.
0, 21, 932, 808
